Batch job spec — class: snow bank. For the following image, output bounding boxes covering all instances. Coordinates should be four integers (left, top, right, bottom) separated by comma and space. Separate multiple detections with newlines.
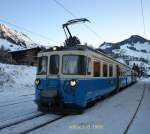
0, 63, 36, 92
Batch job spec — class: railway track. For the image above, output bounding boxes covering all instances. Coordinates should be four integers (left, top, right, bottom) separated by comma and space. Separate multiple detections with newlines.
123, 83, 146, 134
19, 93, 34, 97
0, 101, 38, 122
20, 115, 66, 134
0, 82, 144, 134
0, 92, 67, 134
0, 94, 34, 106
0, 99, 33, 108
0, 112, 44, 129
0, 112, 66, 134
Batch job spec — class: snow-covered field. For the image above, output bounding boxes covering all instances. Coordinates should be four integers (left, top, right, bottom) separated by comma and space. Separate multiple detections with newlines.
0, 76, 149, 134
0, 63, 36, 94
112, 43, 150, 60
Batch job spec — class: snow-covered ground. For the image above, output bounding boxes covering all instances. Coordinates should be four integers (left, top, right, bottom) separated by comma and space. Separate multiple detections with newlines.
0, 63, 36, 93
128, 79, 150, 134
0, 77, 149, 134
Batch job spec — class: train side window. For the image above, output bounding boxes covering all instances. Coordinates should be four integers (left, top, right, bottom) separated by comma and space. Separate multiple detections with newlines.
87, 58, 92, 75
109, 65, 113, 77
50, 55, 59, 74
103, 64, 108, 77
93, 61, 100, 77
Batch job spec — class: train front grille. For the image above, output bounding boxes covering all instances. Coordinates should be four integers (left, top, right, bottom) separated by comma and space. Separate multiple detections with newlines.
40, 90, 57, 98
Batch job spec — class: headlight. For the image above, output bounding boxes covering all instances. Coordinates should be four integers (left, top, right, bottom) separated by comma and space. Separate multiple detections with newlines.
35, 79, 40, 86
53, 46, 57, 51
70, 80, 77, 87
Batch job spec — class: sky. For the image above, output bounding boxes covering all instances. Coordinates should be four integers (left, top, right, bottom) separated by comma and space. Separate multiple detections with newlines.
0, 0, 150, 47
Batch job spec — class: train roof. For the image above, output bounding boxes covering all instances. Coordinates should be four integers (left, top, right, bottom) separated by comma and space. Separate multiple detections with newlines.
41, 44, 132, 70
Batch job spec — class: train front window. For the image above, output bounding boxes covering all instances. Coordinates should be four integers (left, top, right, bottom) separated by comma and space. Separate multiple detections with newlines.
62, 55, 86, 75
37, 56, 47, 75
50, 55, 59, 74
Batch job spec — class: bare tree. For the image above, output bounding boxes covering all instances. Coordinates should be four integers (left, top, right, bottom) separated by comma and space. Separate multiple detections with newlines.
0, 45, 15, 64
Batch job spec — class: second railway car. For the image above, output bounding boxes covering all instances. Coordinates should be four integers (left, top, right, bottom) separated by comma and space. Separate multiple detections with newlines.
34, 45, 137, 113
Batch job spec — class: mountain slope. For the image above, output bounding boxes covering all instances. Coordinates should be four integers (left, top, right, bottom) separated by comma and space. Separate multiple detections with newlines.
99, 35, 150, 75
0, 24, 39, 51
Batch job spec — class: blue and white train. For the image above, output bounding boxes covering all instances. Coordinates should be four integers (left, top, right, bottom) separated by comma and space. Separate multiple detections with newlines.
34, 45, 137, 113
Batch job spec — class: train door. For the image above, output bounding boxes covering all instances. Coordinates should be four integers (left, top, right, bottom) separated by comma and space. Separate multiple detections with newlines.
36, 55, 49, 91
116, 65, 120, 92
47, 54, 60, 91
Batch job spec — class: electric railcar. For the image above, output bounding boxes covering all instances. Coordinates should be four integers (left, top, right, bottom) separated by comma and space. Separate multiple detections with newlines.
34, 45, 137, 113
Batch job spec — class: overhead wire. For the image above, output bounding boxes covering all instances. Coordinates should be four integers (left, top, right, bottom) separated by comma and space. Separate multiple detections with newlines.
0, 18, 59, 44
140, 0, 146, 36
1, 1, 146, 46
52, 0, 104, 41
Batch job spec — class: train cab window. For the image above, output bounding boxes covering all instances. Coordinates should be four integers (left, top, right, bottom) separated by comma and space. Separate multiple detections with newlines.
93, 61, 100, 77
103, 64, 108, 77
87, 58, 92, 75
50, 55, 59, 74
37, 56, 47, 75
109, 65, 113, 77
62, 55, 86, 75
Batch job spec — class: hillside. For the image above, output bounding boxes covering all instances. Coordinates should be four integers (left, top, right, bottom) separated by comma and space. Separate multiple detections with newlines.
0, 24, 39, 51
99, 35, 150, 75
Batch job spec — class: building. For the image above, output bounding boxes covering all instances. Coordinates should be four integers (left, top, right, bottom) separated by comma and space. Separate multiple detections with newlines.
10, 47, 42, 66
